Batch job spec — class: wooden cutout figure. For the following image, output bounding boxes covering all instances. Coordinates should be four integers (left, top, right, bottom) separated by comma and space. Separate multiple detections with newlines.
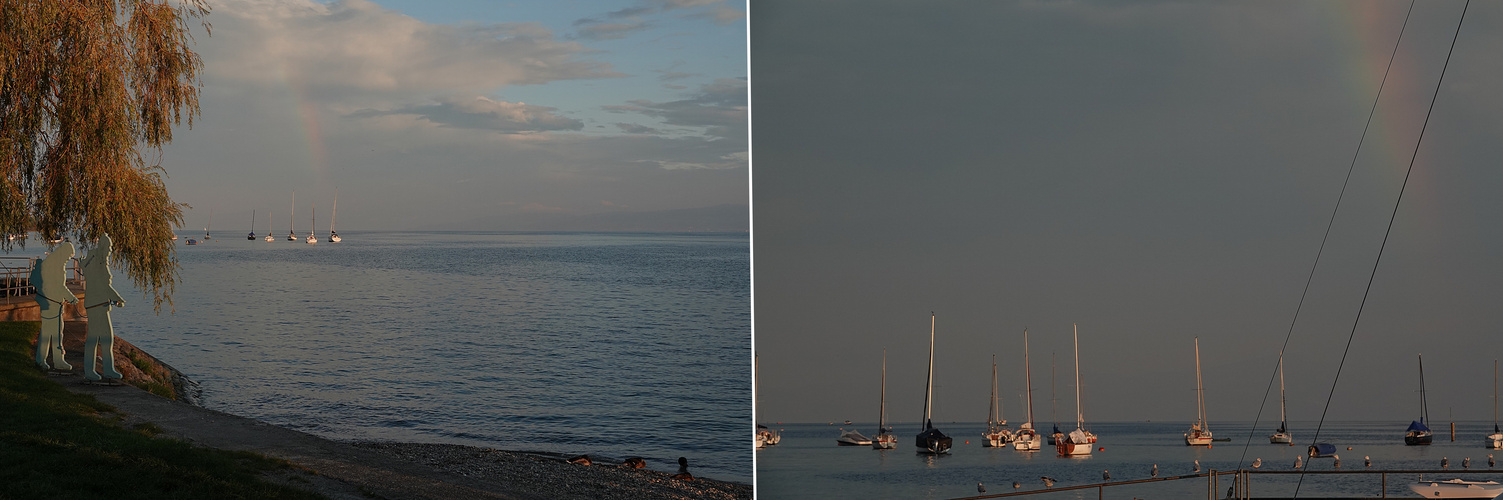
82, 234, 125, 380
33, 242, 77, 370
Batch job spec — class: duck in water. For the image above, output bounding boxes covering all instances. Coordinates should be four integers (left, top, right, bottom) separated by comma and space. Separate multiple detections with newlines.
671, 457, 694, 481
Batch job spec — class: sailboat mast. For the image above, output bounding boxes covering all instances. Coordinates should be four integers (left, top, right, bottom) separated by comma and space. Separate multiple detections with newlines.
1495, 359, 1498, 428
879, 349, 887, 431
330, 188, 338, 234
989, 355, 998, 427
290, 192, 296, 236
922, 313, 935, 429
309, 202, 316, 237
1194, 337, 1205, 429
1051, 352, 1057, 428
1279, 353, 1287, 426
1419, 353, 1429, 424
1024, 329, 1033, 426
1074, 324, 1083, 430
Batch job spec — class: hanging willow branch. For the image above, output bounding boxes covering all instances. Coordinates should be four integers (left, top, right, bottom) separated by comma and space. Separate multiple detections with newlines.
0, 0, 209, 311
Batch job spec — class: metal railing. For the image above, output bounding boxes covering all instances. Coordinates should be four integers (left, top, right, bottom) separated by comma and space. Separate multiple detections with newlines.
950, 468, 1503, 500
0, 256, 84, 303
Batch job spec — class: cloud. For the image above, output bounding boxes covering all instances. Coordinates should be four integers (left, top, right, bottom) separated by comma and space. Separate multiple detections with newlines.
615, 123, 663, 134
573, 0, 744, 39
602, 78, 747, 139
640, 150, 746, 170
576, 21, 651, 40
349, 96, 583, 133
206, 0, 622, 95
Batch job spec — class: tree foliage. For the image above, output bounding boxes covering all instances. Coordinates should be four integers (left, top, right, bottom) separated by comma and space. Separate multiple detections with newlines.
0, 0, 209, 310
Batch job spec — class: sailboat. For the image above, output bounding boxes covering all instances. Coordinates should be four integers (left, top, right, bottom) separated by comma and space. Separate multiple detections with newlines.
264, 211, 275, 242
836, 428, 872, 446
982, 355, 1013, 447
872, 349, 897, 449
247, 210, 256, 240
1270, 353, 1292, 444
329, 188, 341, 243
1405, 353, 1433, 446
305, 202, 318, 244
755, 354, 780, 449
203, 209, 212, 240
1489, 360, 1502, 449
287, 192, 297, 241
1013, 329, 1042, 451
1049, 352, 1061, 446
1185, 337, 1213, 446
915, 313, 952, 455
1057, 323, 1096, 456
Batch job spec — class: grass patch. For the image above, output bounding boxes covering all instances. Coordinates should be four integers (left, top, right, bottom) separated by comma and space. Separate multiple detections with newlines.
0, 322, 325, 499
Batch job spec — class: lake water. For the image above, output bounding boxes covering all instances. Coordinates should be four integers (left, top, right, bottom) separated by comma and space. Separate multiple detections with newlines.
100, 231, 749, 482
756, 420, 1503, 498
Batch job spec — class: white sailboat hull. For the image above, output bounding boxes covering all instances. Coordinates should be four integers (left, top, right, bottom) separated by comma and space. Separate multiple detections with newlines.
1185, 429, 1213, 446
1012, 430, 1041, 450
982, 429, 1012, 447
1408, 479, 1503, 498
1270, 431, 1292, 444
1487, 433, 1503, 449
872, 433, 897, 450
1056, 441, 1092, 456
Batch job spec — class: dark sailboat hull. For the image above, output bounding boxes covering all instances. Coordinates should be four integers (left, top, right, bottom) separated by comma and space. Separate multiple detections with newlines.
915, 428, 952, 454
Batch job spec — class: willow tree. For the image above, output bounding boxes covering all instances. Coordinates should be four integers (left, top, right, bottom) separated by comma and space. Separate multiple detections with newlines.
0, 0, 208, 309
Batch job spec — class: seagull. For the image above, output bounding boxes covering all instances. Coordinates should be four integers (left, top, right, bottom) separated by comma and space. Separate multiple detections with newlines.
978, 482, 985, 493
1151, 464, 1158, 477
1464, 457, 1471, 469
1333, 454, 1341, 468
1041, 476, 1056, 487
1103, 470, 1111, 481
1193, 459, 1201, 472
1442, 457, 1449, 469
1490, 454, 1496, 468
1365, 456, 1372, 467
1293, 456, 1302, 469
1252, 458, 1261, 469
1013, 481, 1022, 489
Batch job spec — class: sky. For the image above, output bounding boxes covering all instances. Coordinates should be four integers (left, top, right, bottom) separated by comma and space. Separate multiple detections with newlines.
753, 0, 1503, 428
158, 0, 747, 232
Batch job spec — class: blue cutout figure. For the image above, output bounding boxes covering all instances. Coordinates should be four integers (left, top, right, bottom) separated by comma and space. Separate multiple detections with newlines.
82, 235, 125, 381
33, 242, 78, 370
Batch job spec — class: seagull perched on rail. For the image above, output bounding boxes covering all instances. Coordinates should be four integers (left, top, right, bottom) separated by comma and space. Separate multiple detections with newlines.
978, 482, 985, 493
1293, 456, 1302, 469
1490, 454, 1496, 468
1365, 456, 1372, 467
1333, 454, 1341, 468
1103, 470, 1110, 481
1464, 457, 1471, 469
1041, 476, 1056, 487
1252, 458, 1261, 469
1442, 457, 1449, 469
1193, 459, 1200, 472
1151, 463, 1158, 477
1013, 481, 1022, 489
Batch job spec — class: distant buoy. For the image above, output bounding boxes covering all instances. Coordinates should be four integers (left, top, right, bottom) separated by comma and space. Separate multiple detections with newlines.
1098, 447, 1105, 451
1208, 445, 1212, 449
1346, 447, 1353, 450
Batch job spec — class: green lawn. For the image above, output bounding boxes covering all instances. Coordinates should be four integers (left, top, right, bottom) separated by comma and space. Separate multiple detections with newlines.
0, 322, 325, 499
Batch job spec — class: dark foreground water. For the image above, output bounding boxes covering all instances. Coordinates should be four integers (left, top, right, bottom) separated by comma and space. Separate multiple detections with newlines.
756, 420, 1503, 498
104, 231, 749, 482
